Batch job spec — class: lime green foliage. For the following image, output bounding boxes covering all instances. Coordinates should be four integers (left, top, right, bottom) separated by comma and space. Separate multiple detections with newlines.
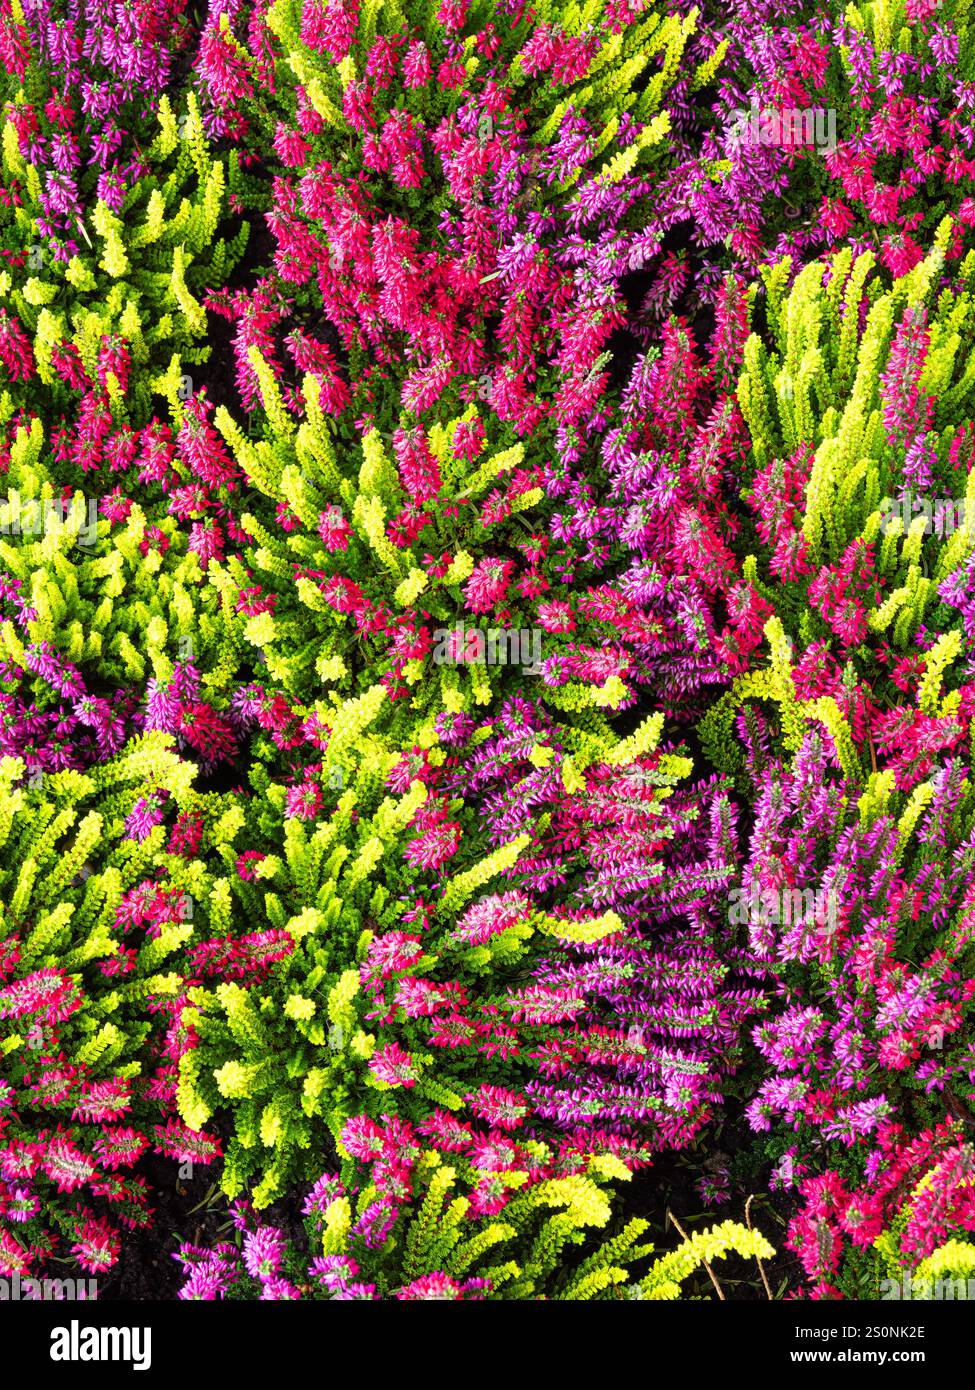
314, 1142, 775, 1300
0, 417, 231, 695
0, 93, 249, 427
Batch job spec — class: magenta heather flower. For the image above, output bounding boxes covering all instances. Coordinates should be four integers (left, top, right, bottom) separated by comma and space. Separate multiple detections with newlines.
395, 1272, 490, 1300
242, 1227, 285, 1281
70, 1218, 121, 1273
368, 1042, 420, 1088
463, 558, 515, 615
450, 893, 532, 947
124, 789, 168, 841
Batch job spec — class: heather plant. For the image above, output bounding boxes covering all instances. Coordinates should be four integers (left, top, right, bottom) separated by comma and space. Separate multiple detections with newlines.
203, 272, 760, 754
542, 272, 759, 716
786, 1120, 975, 1299
174, 684, 768, 1210
699, 228, 975, 793
655, 0, 975, 308
195, 0, 727, 456
441, 695, 765, 1149
0, 734, 219, 1279
6, 0, 975, 1310
710, 706, 975, 1277
200, 367, 676, 768
207, 384, 563, 714
174, 1132, 775, 1299
784, 0, 975, 275
174, 732, 659, 1207
0, 91, 250, 451
0, 0, 192, 197
0, 414, 251, 775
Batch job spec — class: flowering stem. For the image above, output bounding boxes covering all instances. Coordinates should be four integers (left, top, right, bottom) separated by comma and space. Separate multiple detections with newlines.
667, 1209, 725, 1300
745, 1196, 773, 1300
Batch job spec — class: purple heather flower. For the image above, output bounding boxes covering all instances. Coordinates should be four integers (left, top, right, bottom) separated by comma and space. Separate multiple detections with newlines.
124, 790, 168, 841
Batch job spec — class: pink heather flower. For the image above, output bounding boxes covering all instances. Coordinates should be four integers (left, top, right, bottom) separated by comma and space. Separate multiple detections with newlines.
168, 811, 204, 859
178, 703, 237, 767
303, 1175, 344, 1219
300, 0, 359, 61
178, 1260, 232, 1300
340, 1116, 388, 1161
189, 518, 225, 569
838, 1194, 885, 1245
402, 40, 431, 87
260, 1277, 301, 1300
197, 18, 255, 107
468, 1172, 512, 1217
393, 977, 446, 1017
322, 575, 367, 614
417, 1109, 475, 1152
317, 505, 352, 551
71, 1218, 121, 1274
0, 1142, 41, 1182
40, 1136, 98, 1193
385, 747, 432, 792
99, 488, 133, 524
450, 892, 533, 947
177, 392, 239, 490
236, 850, 266, 881
286, 780, 323, 820
96, 335, 131, 392
0, 968, 81, 1024
361, 932, 424, 986
468, 1135, 523, 1171
71, 1078, 132, 1123
310, 1254, 360, 1290
0, 1228, 32, 1276
153, 1119, 222, 1166
331, 1281, 380, 1300
820, 197, 855, 239
7, 1186, 39, 1222
395, 1272, 489, 1300
235, 585, 277, 616
467, 1085, 530, 1130
463, 558, 515, 614
243, 1227, 285, 1281
392, 425, 441, 503
273, 122, 312, 168
276, 500, 302, 532
436, 58, 467, 89
451, 417, 485, 461
536, 600, 576, 633
0, 308, 34, 381
93, 1128, 149, 1171
404, 821, 462, 870
368, 1041, 420, 1088
881, 234, 924, 278
352, 1197, 399, 1248
124, 790, 168, 841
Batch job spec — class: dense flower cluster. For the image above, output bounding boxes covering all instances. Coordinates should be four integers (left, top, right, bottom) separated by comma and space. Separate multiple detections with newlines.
1, 0, 974, 1305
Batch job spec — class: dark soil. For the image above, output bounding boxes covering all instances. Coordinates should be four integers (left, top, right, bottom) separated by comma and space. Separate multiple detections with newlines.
103, 1151, 311, 1301
621, 1111, 804, 1300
